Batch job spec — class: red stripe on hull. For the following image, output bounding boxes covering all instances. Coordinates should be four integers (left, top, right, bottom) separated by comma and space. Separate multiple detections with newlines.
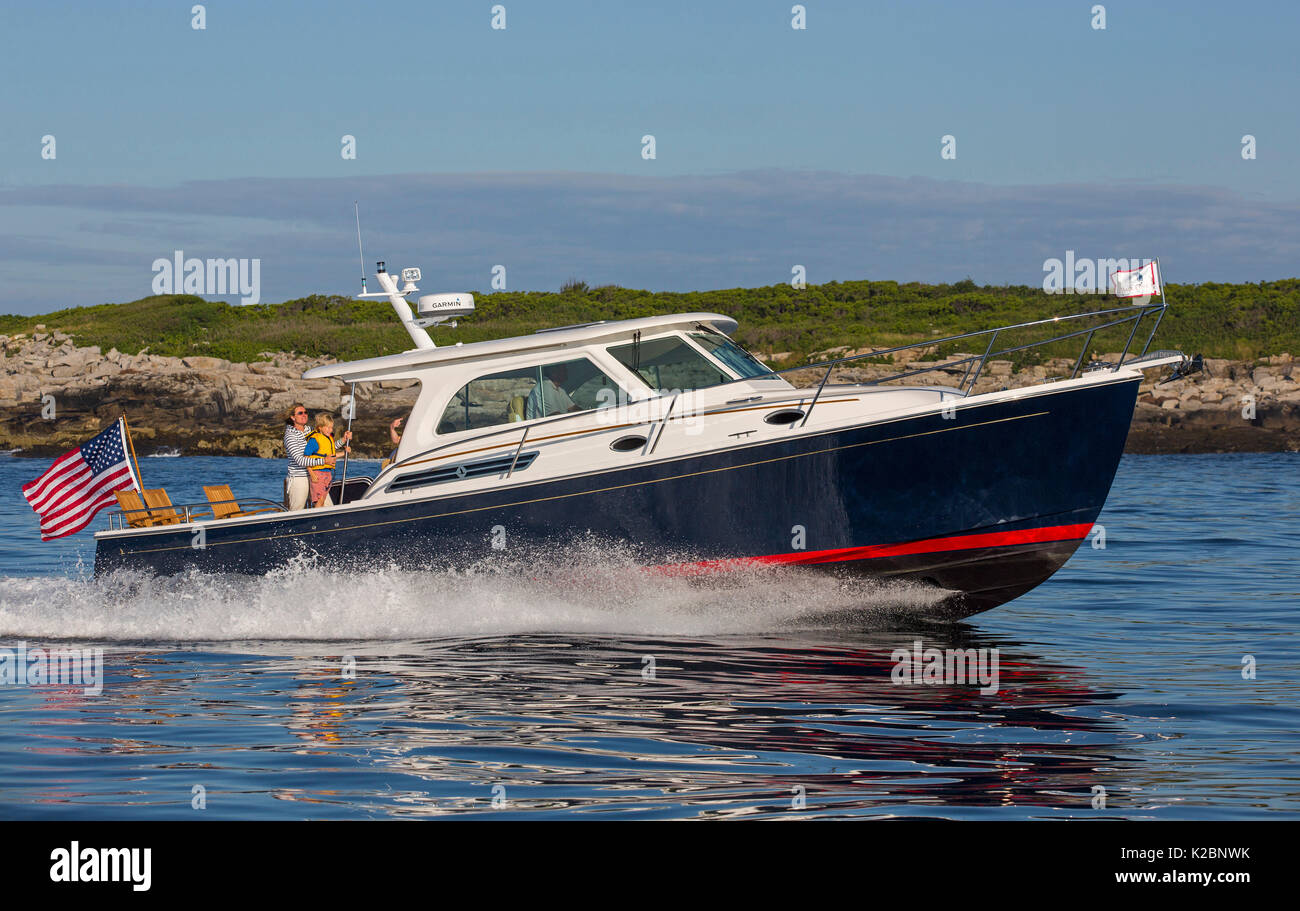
654, 523, 1095, 576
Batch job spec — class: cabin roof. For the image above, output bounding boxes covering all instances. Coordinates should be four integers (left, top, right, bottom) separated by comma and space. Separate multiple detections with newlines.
302, 312, 739, 382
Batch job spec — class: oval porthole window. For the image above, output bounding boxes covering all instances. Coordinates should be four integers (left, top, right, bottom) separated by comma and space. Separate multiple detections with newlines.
610, 435, 648, 452
764, 410, 804, 425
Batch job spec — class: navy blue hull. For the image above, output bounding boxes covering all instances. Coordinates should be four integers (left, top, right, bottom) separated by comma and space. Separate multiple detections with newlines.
94, 378, 1141, 617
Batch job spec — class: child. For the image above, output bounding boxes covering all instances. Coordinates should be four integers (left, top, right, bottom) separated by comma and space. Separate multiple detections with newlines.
303, 412, 340, 508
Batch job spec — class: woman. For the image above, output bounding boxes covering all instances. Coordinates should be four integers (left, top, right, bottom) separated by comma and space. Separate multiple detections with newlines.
283, 403, 333, 510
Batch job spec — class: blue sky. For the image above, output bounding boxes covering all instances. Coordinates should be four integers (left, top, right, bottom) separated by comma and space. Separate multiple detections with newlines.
1, 0, 1297, 312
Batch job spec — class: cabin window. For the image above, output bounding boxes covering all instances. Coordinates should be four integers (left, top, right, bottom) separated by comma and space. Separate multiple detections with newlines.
607, 335, 729, 392
436, 358, 622, 434
690, 332, 773, 379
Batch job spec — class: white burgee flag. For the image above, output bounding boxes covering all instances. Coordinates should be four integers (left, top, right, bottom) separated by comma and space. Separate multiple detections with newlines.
1111, 261, 1161, 298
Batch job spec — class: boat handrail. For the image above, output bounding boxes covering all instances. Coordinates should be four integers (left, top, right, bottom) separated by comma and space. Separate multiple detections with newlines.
752, 300, 1167, 423
374, 300, 1168, 484
760, 301, 1164, 382
379, 376, 870, 479
378, 405, 666, 481
105, 497, 287, 531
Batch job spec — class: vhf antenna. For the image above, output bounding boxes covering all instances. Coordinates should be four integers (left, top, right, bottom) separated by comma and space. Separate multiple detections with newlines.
354, 201, 367, 295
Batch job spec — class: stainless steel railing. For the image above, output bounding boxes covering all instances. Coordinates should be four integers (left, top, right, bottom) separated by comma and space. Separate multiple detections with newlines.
773, 301, 1167, 424
106, 497, 287, 531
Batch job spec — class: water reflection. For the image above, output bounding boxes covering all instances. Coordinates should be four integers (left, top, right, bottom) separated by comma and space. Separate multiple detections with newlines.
0, 627, 1144, 818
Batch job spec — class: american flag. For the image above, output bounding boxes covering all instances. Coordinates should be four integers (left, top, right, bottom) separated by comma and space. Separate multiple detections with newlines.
22, 418, 140, 541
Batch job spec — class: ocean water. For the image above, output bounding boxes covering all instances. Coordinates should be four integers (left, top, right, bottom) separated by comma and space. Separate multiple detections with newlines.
0, 451, 1296, 819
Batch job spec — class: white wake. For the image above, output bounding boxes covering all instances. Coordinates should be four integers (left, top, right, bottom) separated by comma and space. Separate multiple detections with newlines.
0, 545, 950, 641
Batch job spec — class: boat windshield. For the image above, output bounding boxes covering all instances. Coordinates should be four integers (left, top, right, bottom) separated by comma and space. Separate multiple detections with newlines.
689, 331, 773, 379
607, 335, 730, 392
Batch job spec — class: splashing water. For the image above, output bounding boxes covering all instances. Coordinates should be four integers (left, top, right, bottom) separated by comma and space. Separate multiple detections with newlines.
0, 542, 950, 642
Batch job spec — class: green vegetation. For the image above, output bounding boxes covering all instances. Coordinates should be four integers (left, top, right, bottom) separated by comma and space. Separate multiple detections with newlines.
1, 278, 1295, 367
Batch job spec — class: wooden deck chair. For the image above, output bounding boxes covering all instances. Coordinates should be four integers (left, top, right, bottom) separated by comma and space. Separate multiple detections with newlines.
114, 489, 156, 528
141, 488, 184, 525
203, 484, 280, 520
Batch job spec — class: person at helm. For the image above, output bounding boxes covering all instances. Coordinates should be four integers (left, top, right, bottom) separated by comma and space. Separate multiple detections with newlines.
525, 364, 580, 419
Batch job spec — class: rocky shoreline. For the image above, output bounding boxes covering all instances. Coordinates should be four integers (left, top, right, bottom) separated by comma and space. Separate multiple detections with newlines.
0, 330, 417, 460
2, 330, 1296, 459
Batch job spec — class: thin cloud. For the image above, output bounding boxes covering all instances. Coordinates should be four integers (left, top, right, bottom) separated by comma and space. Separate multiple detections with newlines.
1, 171, 1296, 313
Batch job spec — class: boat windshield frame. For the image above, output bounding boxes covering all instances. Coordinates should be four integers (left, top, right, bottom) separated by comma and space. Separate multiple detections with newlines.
687, 328, 776, 380
606, 333, 733, 393
606, 328, 787, 394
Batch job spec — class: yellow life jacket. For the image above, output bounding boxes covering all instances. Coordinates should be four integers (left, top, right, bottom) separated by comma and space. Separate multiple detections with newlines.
307, 431, 336, 458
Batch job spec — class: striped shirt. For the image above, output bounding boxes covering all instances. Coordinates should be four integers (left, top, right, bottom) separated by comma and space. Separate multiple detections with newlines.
284, 424, 325, 478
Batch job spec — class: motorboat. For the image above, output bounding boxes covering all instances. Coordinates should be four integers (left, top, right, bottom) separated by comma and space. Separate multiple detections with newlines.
94, 261, 1191, 617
